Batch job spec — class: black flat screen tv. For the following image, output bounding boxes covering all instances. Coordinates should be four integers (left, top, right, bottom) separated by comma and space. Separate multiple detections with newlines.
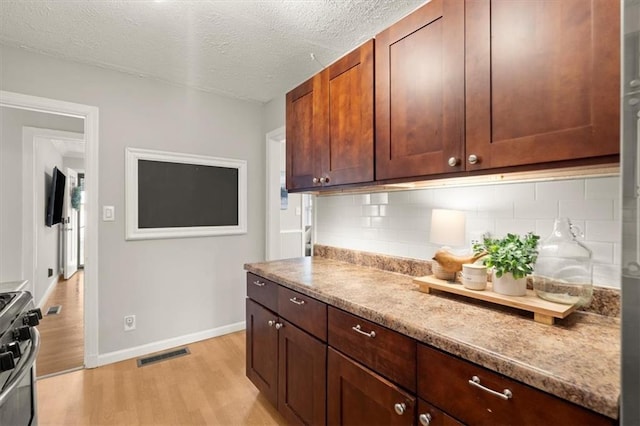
45, 166, 66, 227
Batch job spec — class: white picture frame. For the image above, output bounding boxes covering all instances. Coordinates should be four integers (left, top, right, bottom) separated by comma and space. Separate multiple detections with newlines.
125, 147, 247, 240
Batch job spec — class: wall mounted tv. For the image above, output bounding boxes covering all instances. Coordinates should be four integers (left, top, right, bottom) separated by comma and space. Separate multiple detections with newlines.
45, 166, 66, 227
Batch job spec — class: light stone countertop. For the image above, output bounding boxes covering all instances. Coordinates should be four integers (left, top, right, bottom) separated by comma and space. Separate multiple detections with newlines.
245, 256, 620, 419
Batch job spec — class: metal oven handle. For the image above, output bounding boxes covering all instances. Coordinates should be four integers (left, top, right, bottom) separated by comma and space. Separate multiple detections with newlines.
0, 328, 40, 407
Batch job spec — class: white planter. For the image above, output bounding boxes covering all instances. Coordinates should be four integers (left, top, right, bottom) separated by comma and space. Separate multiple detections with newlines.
492, 272, 527, 296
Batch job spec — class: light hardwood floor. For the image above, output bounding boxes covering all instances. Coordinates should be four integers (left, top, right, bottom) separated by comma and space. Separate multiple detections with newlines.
36, 270, 84, 377
37, 330, 285, 425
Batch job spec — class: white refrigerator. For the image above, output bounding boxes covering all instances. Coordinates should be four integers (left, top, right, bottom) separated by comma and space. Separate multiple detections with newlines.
622, 1, 640, 424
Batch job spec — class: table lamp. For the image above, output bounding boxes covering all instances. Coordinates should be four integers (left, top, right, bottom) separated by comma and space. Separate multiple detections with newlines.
430, 209, 466, 280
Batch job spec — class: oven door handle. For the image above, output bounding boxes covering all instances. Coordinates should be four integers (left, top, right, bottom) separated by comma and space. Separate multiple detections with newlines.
0, 328, 40, 407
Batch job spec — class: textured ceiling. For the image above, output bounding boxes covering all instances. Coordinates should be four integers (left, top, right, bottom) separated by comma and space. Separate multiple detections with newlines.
0, 0, 425, 103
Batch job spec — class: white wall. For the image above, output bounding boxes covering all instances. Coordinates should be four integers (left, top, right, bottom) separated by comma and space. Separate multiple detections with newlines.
316, 177, 622, 288
0, 44, 265, 356
63, 156, 85, 172
0, 106, 83, 284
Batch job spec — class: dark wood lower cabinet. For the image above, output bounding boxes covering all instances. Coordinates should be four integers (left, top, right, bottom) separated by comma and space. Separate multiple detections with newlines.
278, 319, 327, 425
246, 299, 278, 406
327, 348, 415, 425
246, 298, 327, 426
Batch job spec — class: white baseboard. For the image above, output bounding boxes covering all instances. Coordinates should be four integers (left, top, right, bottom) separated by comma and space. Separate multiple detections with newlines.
37, 275, 60, 309
96, 321, 246, 367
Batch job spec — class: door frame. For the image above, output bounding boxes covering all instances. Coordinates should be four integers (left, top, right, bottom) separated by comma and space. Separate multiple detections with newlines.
22, 127, 84, 304
1, 90, 100, 368
265, 126, 285, 261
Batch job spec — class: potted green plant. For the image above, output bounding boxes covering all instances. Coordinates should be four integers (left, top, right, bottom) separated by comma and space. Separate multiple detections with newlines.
472, 232, 540, 296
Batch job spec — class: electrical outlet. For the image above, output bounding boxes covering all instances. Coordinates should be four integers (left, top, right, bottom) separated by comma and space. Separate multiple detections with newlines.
48, 268, 53, 277
124, 315, 136, 331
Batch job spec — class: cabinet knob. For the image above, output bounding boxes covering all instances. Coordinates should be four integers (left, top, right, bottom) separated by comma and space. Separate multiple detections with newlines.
447, 157, 459, 167
274, 322, 283, 330
268, 320, 275, 327
312, 177, 319, 184
419, 413, 432, 426
468, 154, 479, 165
394, 403, 406, 416
319, 176, 330, 184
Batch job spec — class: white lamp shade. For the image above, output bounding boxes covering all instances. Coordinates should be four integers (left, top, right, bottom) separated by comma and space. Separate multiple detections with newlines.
430, 209, 465, 247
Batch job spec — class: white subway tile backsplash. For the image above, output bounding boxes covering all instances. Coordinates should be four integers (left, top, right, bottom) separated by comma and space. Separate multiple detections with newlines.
586, 241, 615, 264
494, 219, 537, 237
535, 180, 584, 201
586, 220, 621, 243
585, 177, 620, 200
514, 200, 558, 219
559, 199, 613, 220
361, 205, 379, 217
494, 182, 535, 202
370, 192, 389, 205
316, 176, 622, 286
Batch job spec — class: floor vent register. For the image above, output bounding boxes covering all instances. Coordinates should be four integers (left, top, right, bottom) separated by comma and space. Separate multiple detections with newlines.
46, 305, 62, 315
137, 347, 190, 367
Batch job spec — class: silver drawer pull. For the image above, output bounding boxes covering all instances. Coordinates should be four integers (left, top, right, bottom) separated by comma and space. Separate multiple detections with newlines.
252, 280, 265, 287
468, 375, 513, 400
289, 297, 305, 305
275, 322, 283, 330
268, 320, 275, 327
394, 402, 406, 415
352, 324, 376, 338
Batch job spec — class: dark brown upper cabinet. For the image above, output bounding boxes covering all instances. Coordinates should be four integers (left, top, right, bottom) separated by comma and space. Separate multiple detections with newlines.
376, 0, 465, 180
286, 40, 374, 190
465, 0, 620, 170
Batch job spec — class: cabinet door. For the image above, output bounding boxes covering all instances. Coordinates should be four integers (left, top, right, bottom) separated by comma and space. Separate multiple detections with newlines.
286, 73, 326, 190
465, 0, 620, 170
321, 39, 374, 186
246, 299, 279, 406
327, 348, 415, 426
376, 0, 465, 180
277, 319, 327, 426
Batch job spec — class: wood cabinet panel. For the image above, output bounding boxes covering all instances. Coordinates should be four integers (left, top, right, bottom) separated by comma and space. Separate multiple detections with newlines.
327, 348, 415, 426
376, 0, 465, 180
245, 299, 278, 407
286, 74, 325, 190
417, 399, 463, 426
465, 0, 620, 170
278, 286, 327, 342
417, 344, 615, 426
246, 273, 278, 313
322, 39, 374, 186
277, 319, 327, 426
328, 306, 416, 392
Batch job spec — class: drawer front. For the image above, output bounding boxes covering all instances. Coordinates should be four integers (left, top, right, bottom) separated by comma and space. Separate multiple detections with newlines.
246, 273, 278, 312
277, 286, 327, 341
328, 306, 416, 392
417, 344, 614, 426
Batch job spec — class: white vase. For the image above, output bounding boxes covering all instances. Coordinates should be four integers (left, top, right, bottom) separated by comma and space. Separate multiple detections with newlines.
492, 272, 527, 296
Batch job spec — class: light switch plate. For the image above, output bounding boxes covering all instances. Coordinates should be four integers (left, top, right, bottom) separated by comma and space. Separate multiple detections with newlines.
103, 205, 115, 221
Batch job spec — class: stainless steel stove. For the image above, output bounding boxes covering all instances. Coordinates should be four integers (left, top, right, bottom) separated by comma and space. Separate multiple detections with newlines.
0, 291, 41, 426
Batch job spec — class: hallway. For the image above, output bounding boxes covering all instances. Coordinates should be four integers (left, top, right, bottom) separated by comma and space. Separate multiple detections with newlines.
36, 270, 84, 377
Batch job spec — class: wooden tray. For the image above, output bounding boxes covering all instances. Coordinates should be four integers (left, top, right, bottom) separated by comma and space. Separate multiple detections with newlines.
413, 275, 578, 325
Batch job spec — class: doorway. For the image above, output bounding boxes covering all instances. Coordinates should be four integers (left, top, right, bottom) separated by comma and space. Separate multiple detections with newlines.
0, 90, 100, 369
265, 127, 313, 260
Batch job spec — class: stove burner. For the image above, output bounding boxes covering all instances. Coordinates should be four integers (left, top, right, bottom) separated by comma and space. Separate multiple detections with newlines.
0, 293, 16, 312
